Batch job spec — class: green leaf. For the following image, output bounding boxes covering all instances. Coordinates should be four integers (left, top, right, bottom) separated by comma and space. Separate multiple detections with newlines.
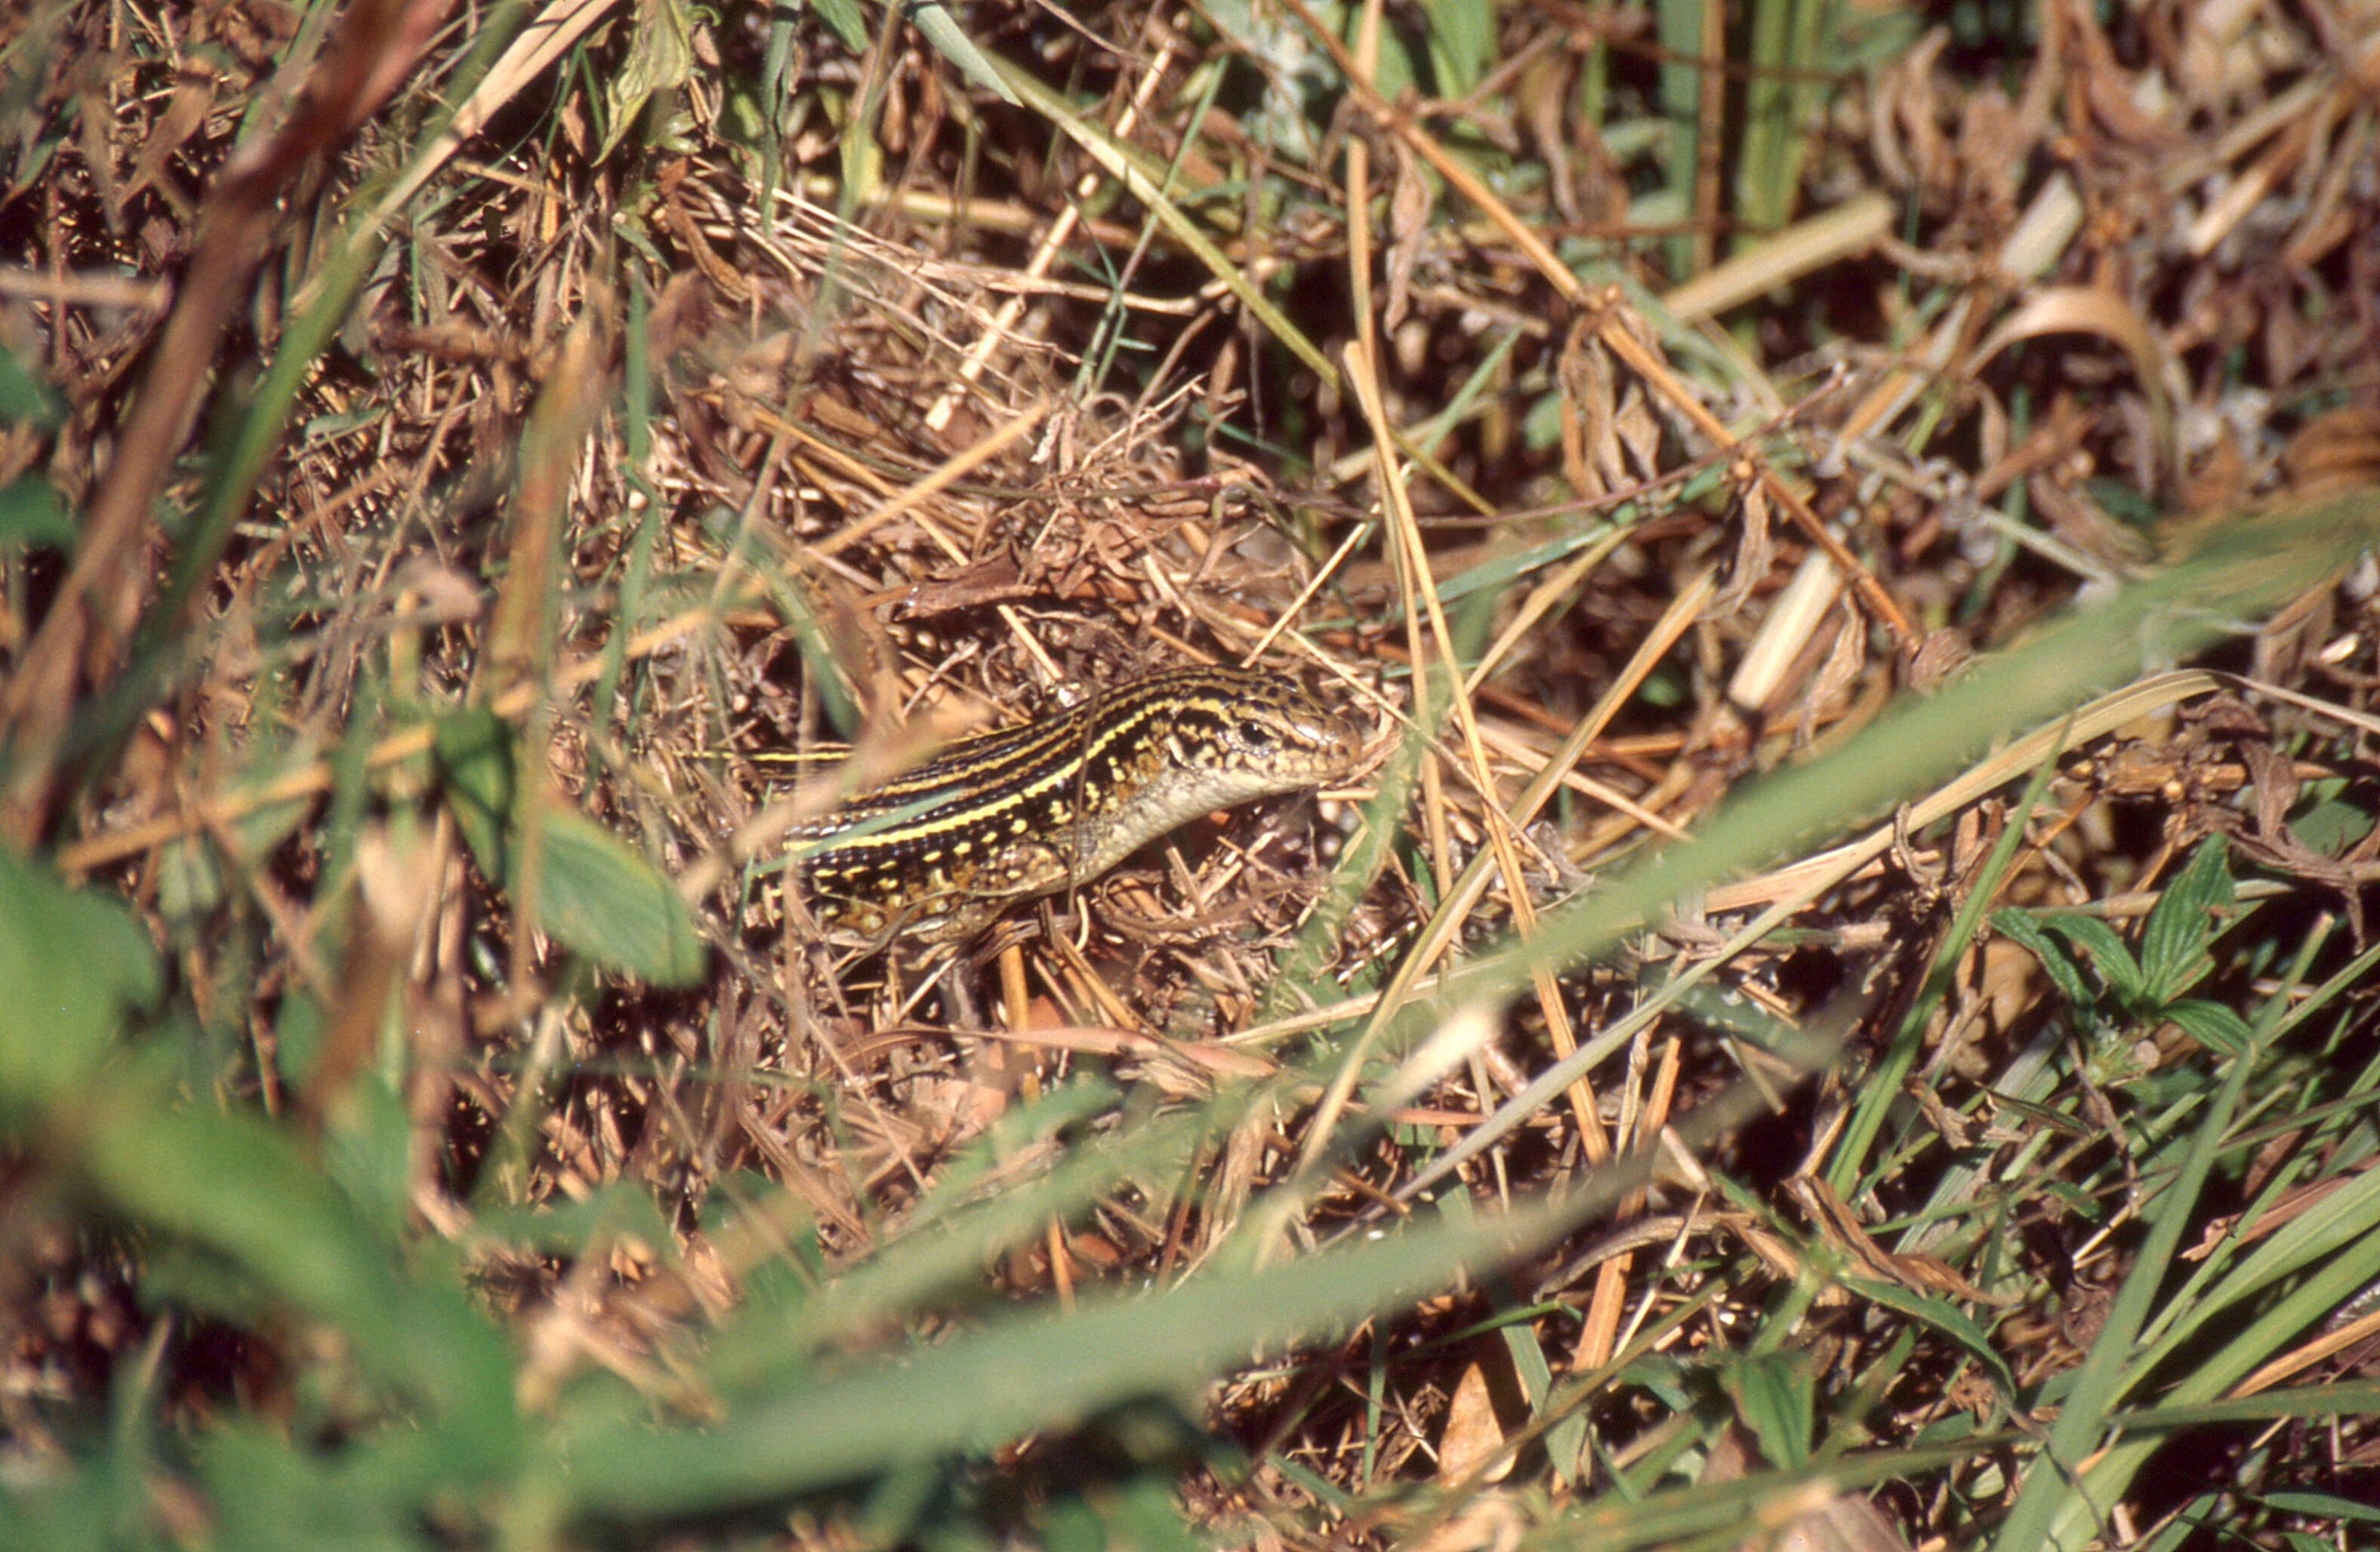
1717, 1351, 1811, 1469
2039, 912, 2146, 1007
275, 990, 328, 1091
2258, 1490, 2380, 1523
810, 0, 868, 52
473, 1179, 680, 1260
0, 849, 162, 1113
529, 806, 708, 987
2137, 836, 2233, 1002
601, 0, 698, 162
199, 1427, 420, 1552
910, 0, 1021, 106
0, 345, 61, 427
1414, 0, 1495, 96
559, 1180, 1624, 1514
1843, 1276, 2017, 1404
434, 708, 703, 985
1991, 909, 2095, 1015
76, 1083, 519, 1448
433, 708, 516, 877
2160, 999, 2251, 1057
0, 1455, 122, 1550
0, 476, 75, 550
2289, 793, 2375, 857
156, 833, 228, 932
2003, 1022, 2255, 1550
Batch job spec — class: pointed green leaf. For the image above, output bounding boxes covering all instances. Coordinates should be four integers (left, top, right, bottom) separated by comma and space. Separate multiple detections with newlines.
529, 806, 708, 987
809, 0, 867, 51
0, 849, 162, 1112
2290, 794, 2375, 857
1415, 0, 1494, 96
0, 476, 75, 551
0, 345, 61, 427
1717, 1351, 1811, 1470
2138, 837, 2233, 1003
2039, 912, 2145, 1007
910, 0, 1021, 106
2160, 999, 2250, 1057
433, 708, 516, 877
560, 1181, 1621, 1514
602, 0, 698, 161
1991, 908, 2095, 1015
1844, 1275, 2017, 1403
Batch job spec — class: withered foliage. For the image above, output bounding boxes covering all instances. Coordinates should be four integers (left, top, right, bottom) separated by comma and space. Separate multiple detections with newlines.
4, 0, 2380, 1541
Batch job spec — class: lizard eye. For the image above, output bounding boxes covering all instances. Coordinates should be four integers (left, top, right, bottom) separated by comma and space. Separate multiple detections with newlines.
1238, 719, 1277, 753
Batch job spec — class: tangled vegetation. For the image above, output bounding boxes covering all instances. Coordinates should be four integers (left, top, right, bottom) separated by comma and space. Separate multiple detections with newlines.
4, 0, 2380, 1546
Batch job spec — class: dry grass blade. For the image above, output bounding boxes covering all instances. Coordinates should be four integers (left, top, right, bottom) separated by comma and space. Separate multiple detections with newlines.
8, 0, 2380, 1544
0, 0, 450, 842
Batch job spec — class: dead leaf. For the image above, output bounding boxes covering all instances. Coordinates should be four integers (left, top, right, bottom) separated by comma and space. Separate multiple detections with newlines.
1437, 1360, 1515, 1483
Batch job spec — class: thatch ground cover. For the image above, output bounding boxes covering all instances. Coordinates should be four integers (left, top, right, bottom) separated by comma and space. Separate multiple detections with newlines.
4, 0, 2380, 1546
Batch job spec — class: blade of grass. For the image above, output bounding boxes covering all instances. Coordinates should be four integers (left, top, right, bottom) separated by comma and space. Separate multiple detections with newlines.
558, 1058, 1804, 1517
992, 58, 1339, 390
1994, 918, 2326, 1549
1439, 497, 2375, 1037
1825, 717, 2067, 1198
